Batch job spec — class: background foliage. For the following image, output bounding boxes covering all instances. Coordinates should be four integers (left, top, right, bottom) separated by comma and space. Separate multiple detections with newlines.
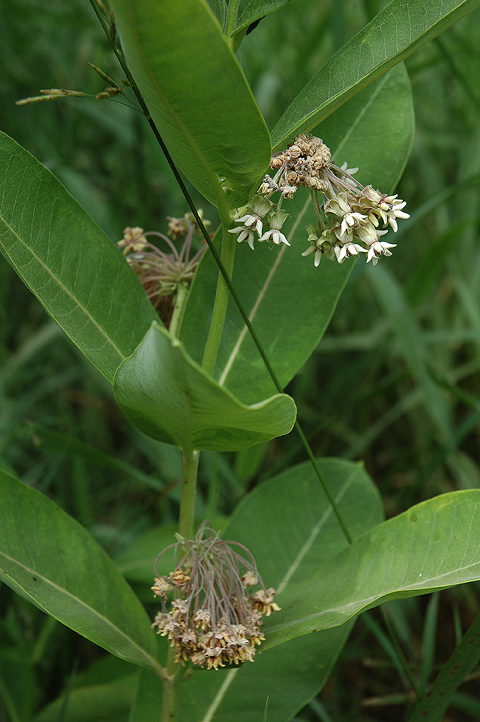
1, 0, 480, 720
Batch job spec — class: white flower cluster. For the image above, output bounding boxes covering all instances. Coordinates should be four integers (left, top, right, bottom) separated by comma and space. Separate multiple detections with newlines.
229, 133, 409, 267
303, 186, 408, 267
228, 196, 290, 250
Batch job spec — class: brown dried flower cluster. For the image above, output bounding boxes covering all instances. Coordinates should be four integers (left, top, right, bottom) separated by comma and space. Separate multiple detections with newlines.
151, 521, 280, 670
269, 133, 332, 193
117, 213, 207, 321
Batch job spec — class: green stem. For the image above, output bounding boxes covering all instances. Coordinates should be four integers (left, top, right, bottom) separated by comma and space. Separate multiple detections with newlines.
161, 650, 182, 722
178, 448, 200, 539
294, 423, 353, 544
89, 2, 354, 715
169, 283, 189, 338
91, 0, 352, 545
161, 447, 199, 722
202, 227, 236, 375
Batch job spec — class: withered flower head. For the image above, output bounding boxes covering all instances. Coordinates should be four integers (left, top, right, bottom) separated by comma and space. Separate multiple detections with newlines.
117, 214, 207, 324
151, 521, 280, 670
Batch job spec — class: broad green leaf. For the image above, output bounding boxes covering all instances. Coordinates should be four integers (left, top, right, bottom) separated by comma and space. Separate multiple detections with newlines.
180, 64, 414, 403
110, 0, 271, 210
224, 458, 384, 587
0, 470, 161, 672
314, 63, 413, 192
0, 132, 157, 383
271, 0, 480, 150
234, 0, 294, 33
114, 322, 296, 451
130, 458, 383, 722
266, 490, 480, 649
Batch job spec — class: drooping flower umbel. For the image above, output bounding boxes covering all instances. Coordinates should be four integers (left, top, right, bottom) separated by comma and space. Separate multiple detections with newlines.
151, 521, 280, 670
117, 212, 207, 324
229, 133, 409, 265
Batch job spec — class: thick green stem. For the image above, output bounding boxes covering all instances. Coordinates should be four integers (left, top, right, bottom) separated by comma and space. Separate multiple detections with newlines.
161, 650, 182, 722
202, 226, 236, 376
178, 448, 200, 539
169, 283, 188, 338
161, 448, 199, 722
161, 229, 234, 720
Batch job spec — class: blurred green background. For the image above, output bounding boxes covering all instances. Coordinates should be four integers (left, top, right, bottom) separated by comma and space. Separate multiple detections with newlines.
1, 0, 480, 720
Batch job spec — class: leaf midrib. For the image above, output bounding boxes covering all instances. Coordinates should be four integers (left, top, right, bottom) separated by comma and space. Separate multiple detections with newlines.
268, 559, 480, 636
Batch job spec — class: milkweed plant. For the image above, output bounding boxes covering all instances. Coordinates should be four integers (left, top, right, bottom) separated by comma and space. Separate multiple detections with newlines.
1, 1, 480, 721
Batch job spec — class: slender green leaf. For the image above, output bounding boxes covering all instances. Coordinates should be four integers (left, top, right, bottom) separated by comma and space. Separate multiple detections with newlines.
367, 264, 453, 443
28, 423, 165, 492
404, 219, 475, 308
34, 653, 139, 722
130, 458, 383, 722
0, 470, 161, 672
0, 132, 157, 382
419, 593, 440, 696
110, 0, 271, 210
271, 0, 480, 150
0, 457, 14, 475
266, 490, 480, 649
180, 64, 414, 403
114, 323, 296, 451
409, 611, 480, 722
205, 0, 227, 27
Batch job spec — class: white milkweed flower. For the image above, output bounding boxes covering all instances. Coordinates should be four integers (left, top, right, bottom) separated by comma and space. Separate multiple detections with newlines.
355, 224, 389, 246
338, 161, 359, 177
335, 242, 367, 264
366, 240, 397, 265
323, 194, 367, 237
259, 209, 291, 246
233, 196, 274, 236
228, 226, 256, 250
229, 196, 274, 249
358, 186, 410, 232
302, 226, 337, 266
